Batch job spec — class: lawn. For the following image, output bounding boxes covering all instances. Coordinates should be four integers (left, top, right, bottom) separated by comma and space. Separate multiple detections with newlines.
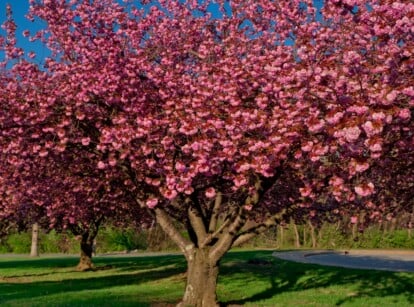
0, 250, 413, 306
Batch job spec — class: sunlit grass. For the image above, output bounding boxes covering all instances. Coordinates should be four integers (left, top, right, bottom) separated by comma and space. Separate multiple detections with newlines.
0, 250, 413, 306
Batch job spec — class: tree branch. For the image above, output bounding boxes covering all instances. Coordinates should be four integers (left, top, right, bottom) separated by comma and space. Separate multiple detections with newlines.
209, 206, 246, 263
154, 207, 194, 260
199, 218, 231, 248
208, 191, 222, 233
232, 209, 287, 247
188, 203, 207, 246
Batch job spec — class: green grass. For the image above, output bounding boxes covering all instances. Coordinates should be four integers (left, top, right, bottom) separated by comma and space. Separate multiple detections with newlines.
0, 250, 413, 306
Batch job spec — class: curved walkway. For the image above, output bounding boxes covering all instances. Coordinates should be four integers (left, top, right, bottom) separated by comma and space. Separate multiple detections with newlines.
272, 249, 414, 272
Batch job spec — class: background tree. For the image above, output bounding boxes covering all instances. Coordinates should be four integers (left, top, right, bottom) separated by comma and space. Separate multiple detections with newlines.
1, 145, 148, 270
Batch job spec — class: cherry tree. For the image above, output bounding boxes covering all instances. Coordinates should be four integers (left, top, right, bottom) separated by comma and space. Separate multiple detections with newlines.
0, 11, 147, 265
1, 0, 413, 305
1, 141, 146, 269
32, 151, 145, 270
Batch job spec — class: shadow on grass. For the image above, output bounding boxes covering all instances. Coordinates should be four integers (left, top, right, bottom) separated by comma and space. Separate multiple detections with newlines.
0, 254, 186, 278
0, 254, 184, 270
1, 251, 413, 306
221, 250, 414, 306
0, 254, 186, 305
0, 257, 79, 270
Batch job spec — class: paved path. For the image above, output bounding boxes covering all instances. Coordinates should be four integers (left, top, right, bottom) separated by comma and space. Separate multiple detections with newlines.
273, 250, 414, 272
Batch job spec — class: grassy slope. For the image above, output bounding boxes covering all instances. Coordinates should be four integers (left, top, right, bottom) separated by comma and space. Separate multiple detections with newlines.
0, 250, 413, 306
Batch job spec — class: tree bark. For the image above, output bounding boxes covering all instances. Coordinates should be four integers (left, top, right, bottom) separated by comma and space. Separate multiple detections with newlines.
352, 223, 357, 240
30, 223, 39, 257
303, 225, 307, 247
308, 221, 317, 248
152, 189, 285, 307
76, 233, 95, 271
279, 225, 284, 248
155, 205, 236, 307
390, 218, 397, 232
179, 248, 219, 307
292, 222, 301, 248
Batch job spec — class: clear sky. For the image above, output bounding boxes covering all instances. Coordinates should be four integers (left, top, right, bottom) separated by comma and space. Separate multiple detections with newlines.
0, 0, 225, 63
1, 0, 324, 64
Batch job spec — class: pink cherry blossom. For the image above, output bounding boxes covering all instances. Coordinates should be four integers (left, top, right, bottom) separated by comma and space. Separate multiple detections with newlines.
146, 198, 159, 209
398, 108, 411, 120
329, 176, 344, 187
386, 91, 398, 103
369, 143, 382, 152
81, 137, 91, 146
39, 150, 48, 157
163, 189, 178, 200
205, 187, 216, 199
349, 159, 370, 174
326, 112, 344, 124
343, 126, 361, 142
362, 121, 383, 137
97, 161, 106, 169
299, 186, 312, 197
354, 182, 375, 197
301, 141, 313, 152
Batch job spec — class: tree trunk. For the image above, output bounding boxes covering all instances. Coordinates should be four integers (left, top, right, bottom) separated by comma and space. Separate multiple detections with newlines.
303, 225, 307, 247
152, 197, 287, 307
76, 233, 95, 271
279, 225, 284, 248
352, 223, 357, 240
308, 221, 317, 248
292, 222, 301, 248
30, 223, 39, 257
179, 248, 219, 307
390, 218, 397, 232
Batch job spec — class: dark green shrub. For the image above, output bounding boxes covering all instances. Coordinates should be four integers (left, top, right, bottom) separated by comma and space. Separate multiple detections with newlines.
6, 232, 32, 253
0, 241, 11, 253
96, 227, 148, 252
39, 231, 79, 254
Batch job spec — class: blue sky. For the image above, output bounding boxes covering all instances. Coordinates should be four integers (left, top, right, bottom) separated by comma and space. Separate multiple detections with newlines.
0, 0, 51, 63
1, 0, 324, 63
0, 0, 226, 63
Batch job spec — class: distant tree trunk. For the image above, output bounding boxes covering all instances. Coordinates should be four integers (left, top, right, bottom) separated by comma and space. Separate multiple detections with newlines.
318, 225, 323, 244
349, 214, 361, 241
72, 218, 102, 271
292, 222, 301, 248
352, 222, 357, 240
148, 224, 172, 251
76, 232, 95, 271
303, 225, 307, 247
92, 238, 97, 256
279, 225, 285, 248
390, 218, 397, 232
30, 223, 39, 257
308, 221, 317, 248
